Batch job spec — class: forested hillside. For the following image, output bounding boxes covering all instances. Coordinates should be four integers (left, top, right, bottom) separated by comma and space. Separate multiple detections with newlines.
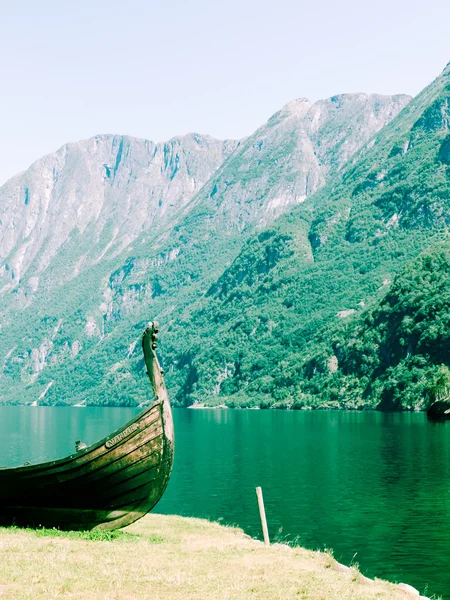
0, 93, 407, 405
164, 61, 450, 409
302, 242, 450, 411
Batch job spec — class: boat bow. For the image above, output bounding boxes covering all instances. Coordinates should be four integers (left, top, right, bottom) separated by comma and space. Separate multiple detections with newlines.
0, 321, 175, 531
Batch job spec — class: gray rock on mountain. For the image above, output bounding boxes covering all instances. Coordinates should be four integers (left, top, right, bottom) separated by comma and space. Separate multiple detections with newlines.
193, 93, 411, 232
0, 133, 238, 292
0, 91, 411, 405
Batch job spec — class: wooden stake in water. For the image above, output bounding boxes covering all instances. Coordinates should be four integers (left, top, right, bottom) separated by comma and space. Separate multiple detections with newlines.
255, 486, 270, 547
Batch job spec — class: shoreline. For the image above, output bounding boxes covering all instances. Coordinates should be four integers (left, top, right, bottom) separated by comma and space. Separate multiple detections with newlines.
0, 403, 431, 413
0, 514, 430, 599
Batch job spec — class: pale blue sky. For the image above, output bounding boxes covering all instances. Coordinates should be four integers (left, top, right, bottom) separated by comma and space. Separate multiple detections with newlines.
0, 0, 449, 185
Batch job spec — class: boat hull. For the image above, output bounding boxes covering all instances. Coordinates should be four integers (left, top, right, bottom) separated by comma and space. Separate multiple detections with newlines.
427, 400, 450, 421
0, 322, 174, 530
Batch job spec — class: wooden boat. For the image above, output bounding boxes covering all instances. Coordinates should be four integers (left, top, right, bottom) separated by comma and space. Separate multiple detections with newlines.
427, 400, 450, 420
0, 321, 174, 530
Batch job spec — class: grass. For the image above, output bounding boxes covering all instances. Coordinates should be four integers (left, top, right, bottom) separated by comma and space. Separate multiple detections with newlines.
0, 514, 428, 600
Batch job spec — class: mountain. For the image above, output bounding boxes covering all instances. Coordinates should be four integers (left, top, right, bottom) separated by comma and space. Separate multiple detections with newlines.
323, 241, 450, 411
162, 62, 450, 410
182, 93, 411, 230
0, 93, 410, 405
0, 133, 238, 295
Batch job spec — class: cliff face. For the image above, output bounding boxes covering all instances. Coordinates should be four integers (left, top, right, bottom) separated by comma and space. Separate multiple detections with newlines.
183, 94, 411, 231
0, 92, 411, 405
0, 133, 238, 291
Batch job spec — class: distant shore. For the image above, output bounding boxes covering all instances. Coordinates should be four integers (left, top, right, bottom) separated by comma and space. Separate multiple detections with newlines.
0, 403, 430, 412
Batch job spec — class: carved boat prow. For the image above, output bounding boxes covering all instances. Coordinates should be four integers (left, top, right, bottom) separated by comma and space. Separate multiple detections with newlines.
142, 321, 174, 447
0, 321, 174, 530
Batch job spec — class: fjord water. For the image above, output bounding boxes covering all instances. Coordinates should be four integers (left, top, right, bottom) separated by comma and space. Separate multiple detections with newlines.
0, 408, 449, 597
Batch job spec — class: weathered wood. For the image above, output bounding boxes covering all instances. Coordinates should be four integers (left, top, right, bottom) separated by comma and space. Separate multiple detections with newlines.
0, 321, 174, 531
255, 486, 270, 547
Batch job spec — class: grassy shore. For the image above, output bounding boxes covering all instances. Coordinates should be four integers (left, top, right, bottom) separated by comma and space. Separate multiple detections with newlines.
0, 514, 428, 600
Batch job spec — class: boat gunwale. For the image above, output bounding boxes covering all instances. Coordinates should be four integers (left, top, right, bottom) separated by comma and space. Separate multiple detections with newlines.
17, 410, 164, 482
0, 400, 163, 474
53, 434, 164, 486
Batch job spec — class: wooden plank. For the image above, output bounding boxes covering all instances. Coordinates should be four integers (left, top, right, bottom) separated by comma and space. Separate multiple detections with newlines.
53, 424, 164, 483
0, 401, 161, 476
0, 424, 164, 504
16, 406, 163, 480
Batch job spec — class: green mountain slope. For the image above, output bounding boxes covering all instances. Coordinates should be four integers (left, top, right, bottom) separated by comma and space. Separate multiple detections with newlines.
0, 94, 407, 405
306, 241, 450, 411
167, 62, 450, 409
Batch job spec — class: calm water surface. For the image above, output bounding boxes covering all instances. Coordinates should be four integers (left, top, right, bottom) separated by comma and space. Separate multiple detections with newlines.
0, 407, 449, 598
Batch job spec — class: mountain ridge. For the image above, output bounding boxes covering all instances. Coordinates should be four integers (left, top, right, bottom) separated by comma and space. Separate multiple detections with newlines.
168, 61, 450, 409
0, 90, 412, 405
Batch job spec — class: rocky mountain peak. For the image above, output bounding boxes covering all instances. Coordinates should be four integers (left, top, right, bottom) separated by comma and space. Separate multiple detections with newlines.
271, 98, 313, 120
0, 133, 238, 290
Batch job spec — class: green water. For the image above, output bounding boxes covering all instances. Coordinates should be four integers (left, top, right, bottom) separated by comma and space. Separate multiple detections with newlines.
0, 407, 449, 598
